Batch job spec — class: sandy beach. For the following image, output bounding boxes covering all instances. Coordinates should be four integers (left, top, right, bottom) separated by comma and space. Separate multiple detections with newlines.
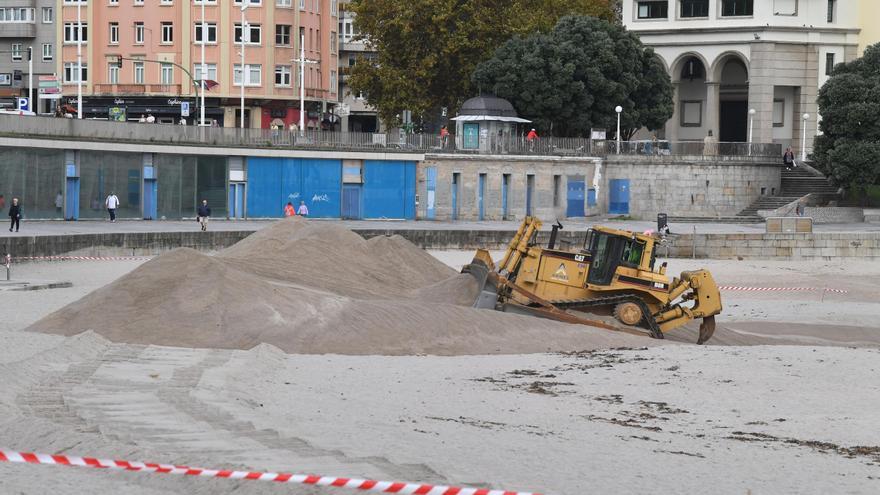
1, 223, 879, 494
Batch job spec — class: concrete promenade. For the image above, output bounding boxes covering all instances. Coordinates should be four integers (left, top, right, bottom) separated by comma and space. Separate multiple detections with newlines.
3, 217, 879, 238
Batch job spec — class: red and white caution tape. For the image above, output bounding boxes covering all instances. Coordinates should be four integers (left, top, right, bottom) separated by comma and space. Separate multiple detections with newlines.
0, 449, 543, 495
719, 286, 848, 294
11, 255, 149, 262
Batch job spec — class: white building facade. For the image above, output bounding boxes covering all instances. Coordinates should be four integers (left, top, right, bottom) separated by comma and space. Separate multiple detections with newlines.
623, 0, 861, 153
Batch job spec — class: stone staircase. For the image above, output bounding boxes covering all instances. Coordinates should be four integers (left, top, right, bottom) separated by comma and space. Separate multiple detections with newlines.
736, 167, 838, 219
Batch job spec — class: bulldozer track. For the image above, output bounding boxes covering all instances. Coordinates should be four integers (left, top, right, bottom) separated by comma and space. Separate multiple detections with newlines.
549, 295, 665, 340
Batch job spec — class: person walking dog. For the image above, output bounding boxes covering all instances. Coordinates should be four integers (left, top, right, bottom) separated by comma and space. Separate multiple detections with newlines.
197, 199, 211, 231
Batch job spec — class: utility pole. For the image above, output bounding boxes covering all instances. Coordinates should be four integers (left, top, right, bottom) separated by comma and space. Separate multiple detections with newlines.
294, 33, 318, 137
239, 0, 248, 129
200, 0, 206, 126
27, 47, 32, 112
77, 0, 82, 119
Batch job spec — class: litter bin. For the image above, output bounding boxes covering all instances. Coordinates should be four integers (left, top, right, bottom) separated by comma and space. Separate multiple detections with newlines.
657, 213, 668, 233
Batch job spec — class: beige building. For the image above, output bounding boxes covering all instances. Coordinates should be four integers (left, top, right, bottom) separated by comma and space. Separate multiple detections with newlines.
58, 0, 338, 127
624, 0, 862, 154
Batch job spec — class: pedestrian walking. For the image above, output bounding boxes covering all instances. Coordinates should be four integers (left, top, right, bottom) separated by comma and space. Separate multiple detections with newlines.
783, 146, 795, 170
296, 200, 309, 217
526, 128, 538, 151
197, 199, 211, 231
439, 125, 449, 148
179, 117, 187, 125
105, 191, 120, 222
55, 190, 63, 214
283, 202, 296, 217
8, 197, 21, 232
146, 113, 156, 124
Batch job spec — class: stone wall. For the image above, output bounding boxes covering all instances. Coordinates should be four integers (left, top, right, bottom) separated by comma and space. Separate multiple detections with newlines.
603, 156, 781, 219
802, 207, 865, 224
418, 154, 602, 221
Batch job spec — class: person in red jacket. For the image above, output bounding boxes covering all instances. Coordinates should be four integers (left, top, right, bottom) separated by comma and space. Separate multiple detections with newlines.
284, 202, 296, 217
526, 128, 539, 151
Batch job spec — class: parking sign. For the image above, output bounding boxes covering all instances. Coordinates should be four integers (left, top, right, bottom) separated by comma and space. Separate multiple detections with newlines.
17, 97, 28, 111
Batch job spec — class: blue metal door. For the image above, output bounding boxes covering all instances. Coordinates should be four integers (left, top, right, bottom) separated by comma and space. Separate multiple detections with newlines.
587, 188, 597, 207
478, 174, 486, 221
342, 184, 362, 219
65, 177, 80, 220
143, 179, 157, 220
566, 180, 585, 217
463, 124, 479, 149
501, 174, 509, 220
451, 174, 459, 220
609, 179, 630, 215
425, 167, 436, 220
526, 174, 535, 217
228, 183, 245, 218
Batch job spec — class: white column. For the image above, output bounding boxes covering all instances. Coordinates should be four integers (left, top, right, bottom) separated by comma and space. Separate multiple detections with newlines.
76, 1, 82, 119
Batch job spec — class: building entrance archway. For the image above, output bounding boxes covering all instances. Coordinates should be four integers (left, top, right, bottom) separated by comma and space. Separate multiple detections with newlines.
717, 57, 749, 142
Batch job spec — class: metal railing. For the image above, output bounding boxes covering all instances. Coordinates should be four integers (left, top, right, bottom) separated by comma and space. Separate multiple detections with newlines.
0, 114, 782, 158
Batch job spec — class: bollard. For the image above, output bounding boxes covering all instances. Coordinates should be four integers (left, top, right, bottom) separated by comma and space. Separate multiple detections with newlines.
4, 253, 10, 281
692, 226, 696, 259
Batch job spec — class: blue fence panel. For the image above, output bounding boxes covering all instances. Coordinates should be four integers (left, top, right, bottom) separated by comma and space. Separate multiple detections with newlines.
301, 159, 341, 218
281, 158, 303, 214
609, 179, 630, 215
566, 180, 585, 217
363, 160, 415, 219
425, 166, 436, 220
246, 157, 284, 217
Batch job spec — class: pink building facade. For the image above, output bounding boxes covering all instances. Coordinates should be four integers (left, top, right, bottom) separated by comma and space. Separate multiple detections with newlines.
58, 0, 338, 127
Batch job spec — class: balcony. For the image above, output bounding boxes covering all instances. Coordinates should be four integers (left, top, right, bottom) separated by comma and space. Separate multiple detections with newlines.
304, 88, 330, 99
0, 23, 36, 39
93, 84, 183, 95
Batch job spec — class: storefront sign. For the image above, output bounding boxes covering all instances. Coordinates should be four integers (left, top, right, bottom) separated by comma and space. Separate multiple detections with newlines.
108, 106, 126, 122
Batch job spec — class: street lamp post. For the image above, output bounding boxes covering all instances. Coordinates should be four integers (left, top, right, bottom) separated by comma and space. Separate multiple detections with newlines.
748, 108, 756, 155
294, 34, 318, 137
801, 113, 810, 162
615, 105, 622, 155
239, 0, 249, 129
27, 47, 32, 111
76, 0, 82, 119
200, 0, 206, 126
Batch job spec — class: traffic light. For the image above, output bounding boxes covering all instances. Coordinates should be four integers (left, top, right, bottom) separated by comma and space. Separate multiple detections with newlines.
115, 55, 123, 68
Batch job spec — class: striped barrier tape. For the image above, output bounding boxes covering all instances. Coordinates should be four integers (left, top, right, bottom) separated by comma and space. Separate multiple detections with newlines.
11, 255, 150, 262
0, 449, 543, 495
719, 286, 848, 294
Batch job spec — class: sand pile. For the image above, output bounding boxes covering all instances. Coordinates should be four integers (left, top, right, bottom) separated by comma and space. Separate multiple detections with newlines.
29, 218, 653, 355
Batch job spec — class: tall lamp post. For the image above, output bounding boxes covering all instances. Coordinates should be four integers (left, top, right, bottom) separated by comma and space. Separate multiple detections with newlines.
801, 113, 810, 162
76, 0, 82, 119
199, 0, 206, 126
239, 0, 249, 129
748, 108, 756, 155
294, 34, 318, 137
615, 105, 622, 155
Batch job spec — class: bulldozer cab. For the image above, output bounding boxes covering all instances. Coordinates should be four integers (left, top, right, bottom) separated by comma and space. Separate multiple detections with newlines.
584, 229, 651, 286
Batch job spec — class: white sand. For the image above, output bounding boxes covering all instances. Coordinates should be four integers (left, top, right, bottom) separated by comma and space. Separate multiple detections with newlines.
0, 240, 878, 494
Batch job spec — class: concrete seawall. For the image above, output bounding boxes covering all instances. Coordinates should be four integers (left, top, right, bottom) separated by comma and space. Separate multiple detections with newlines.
2, 229, 878, 260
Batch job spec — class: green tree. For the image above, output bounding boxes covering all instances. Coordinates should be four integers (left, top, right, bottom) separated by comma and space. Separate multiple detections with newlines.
471, 15, 673, 137
813, 43, 880, 196
347, 0, 616, 127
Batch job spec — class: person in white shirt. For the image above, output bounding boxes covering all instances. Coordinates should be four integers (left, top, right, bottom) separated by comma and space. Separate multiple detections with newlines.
138, 114, 146, 123
105, 192, 120, 222
145, 114, 156, 124
296, 200, 309, 217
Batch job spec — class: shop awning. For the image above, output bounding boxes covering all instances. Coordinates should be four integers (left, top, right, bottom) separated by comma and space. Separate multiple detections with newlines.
450, 115, 532, 123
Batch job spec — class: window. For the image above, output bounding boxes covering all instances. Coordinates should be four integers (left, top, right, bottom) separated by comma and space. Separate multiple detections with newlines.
134, 0, 143, 4
194, 22, 217, 43
234, 23, 261, 44
233, 0, 260, 4
63, 63, 87, 83
827, 0, 835, 22
42, 43, 52, 61
133, 61, 144, 83
63, 22, 88, 43
330, 31, 337, 52
11, 44, 22, 61
773, 0, 797, 16
108, 63, 120, 84
134, 22, 144, 44
276, 24, 291, 45
316, 29, 321, 51
161, 63, 173, 84
680, 100, 702, 127
773, 99, 785, 127
331, 0, 337, 15
330, 70, 336, 92
110, 0, 118, 4
680, 0, 708, 17
721, 0, 753, 16
233, 64, 261, 86
161, 22, 173, 43
41, 7, 52, 23
0, 7, 35, 22
637, 1, 667, 19
275, 65, 291, 86
299, 0, 304, 9
299, 26, 305, 45
161, 0, 172, 4
825, 52, 836, 76
109, 22, 119, 44
277, 0, 291, 6
194, 0, 217, 4
193, 63, 217, 81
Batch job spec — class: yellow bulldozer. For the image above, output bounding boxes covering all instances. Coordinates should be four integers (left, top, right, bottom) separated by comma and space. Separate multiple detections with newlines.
463, 217, 722, 344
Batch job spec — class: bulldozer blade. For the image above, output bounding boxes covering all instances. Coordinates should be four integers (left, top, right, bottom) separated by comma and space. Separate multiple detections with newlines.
461, 253, 501, 310
697, 315, 716, 345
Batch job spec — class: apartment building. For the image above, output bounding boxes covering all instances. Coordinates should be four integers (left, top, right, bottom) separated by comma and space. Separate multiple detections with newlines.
57, 0, 338, 127
623, 0, 861, 152
335, 1, 379, 132
0, 0, 56, 112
